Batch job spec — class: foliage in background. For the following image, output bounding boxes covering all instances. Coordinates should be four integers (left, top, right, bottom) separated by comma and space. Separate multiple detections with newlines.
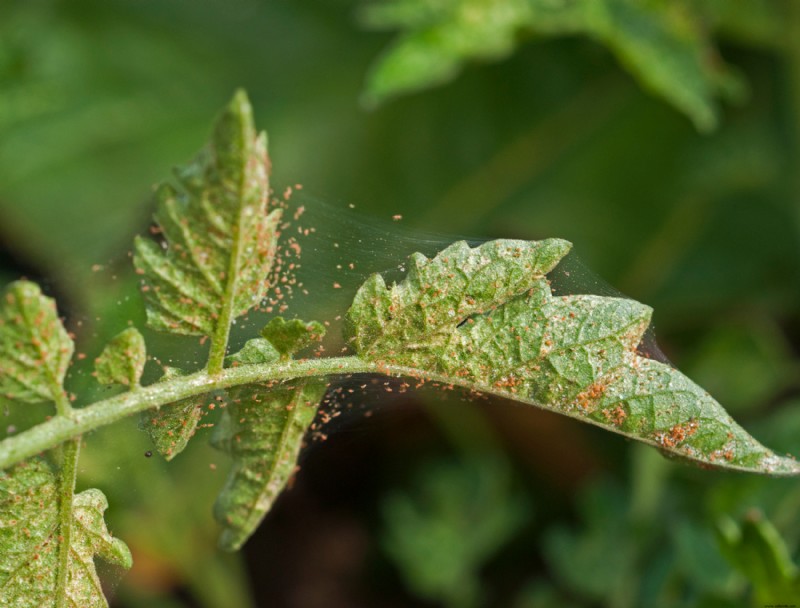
1, 0, 800, 606
361, 0, 757, 130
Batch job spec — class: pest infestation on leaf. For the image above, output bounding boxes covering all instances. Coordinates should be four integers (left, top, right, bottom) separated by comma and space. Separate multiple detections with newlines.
0, 90, 798, 608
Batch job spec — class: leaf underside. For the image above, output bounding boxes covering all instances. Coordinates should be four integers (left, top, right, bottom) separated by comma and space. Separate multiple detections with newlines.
211, 381, 326, 551
362, 0, 742, 131
259, 316, 326, 358
133, 90, 281, 336
347, 239, 800, 475
140, 368, 205, 461
0, 281, 74, 405
211, 319, 328, 550
0, 459, 132, 608
94, 328, 146, 387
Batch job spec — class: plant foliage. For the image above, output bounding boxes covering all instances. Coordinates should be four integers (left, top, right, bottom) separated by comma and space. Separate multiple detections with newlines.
361, 0, 751, 130
0, 282, 73, 407
347, 239, 800, 474
0, 90, 797, 606
0, 459, 131, 607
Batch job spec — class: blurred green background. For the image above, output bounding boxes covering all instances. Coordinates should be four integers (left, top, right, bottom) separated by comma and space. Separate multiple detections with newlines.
2, 0, 800, 606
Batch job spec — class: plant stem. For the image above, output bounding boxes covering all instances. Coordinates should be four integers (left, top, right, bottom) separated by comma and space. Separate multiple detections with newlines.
0, 356, 371, 470
1, 355, 799, 476
54, 436, 81, 608
206, 322, 232, 376
53, 390, 73, 419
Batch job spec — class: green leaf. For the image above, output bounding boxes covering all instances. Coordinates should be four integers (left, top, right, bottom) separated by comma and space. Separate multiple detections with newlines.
361, 0, 739, 130
0, 281, 73, 405
717, 511, 800, 605
259, 317, 326, 359
346, 239, 800, 475
543, 480, 637, 601
94, 328, 146, 387
212, 381, 326, 551
0, 458, 132, 607
227, 338, 281, 366
133, 90, 281, 338
361, 0, 534, 107
587, 0, 740, 132
140, 367, 205, 461
382, 456, 528, 608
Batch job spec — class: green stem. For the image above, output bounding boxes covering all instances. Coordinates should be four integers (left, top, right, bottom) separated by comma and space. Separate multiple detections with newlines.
206, 322, 231, 376
1, 357, 798, 476
53, 390, 73, 419
54, 437, 81, 608
0, 356, 370, 470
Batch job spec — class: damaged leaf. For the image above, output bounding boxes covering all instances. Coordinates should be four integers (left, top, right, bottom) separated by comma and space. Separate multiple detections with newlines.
0, 281, 73, 406
133, 90, 281, 338
212, 381, 326, 551
94, 328, 146, 387
0, 459, 132, 607
347, 239, 800, 475
140, 367, 205, 461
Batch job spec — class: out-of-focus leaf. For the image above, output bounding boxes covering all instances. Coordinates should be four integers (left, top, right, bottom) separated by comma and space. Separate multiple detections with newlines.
717, 511, 800, 605
699, 0, 790, 50
139, 367, 205, 461
544, 480, 637, 601
674, 520, 739, 595
684, 321, 795, 413
0, 281, 73, 405
0, 458, 132, 607
361, 0, 535, 107
133, 90, 280, 337
211, 381, 326, 551
94, 327, 146, 387
513, 581, 584, 608
347, 239, 800, 474
362, 0, 741, 130
382, 456, 528, 608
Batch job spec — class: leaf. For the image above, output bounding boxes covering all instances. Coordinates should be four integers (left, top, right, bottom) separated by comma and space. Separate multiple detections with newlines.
0, 458, 132, 607
361, 0, 740, 130
346, 239, 800, 475
587, 0, 741, 132
361, 0, 534, 107
212, 381, 326, 551
133, 89, 281, 338
0, 281, 73, 405
717, 511, 800, 605
259, 316, 326, 359
543, 480, 637, 601
140, 367, 205, 461
94, 328, 146, 387
227, 338, 281, 366
382, 456, 528, 608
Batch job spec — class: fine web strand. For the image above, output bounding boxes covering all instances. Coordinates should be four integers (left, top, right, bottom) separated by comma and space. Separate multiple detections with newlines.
246, 191, 675, 443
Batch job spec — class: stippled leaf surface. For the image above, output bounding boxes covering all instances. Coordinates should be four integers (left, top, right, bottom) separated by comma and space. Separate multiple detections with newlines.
140, 367, 205, 461
212, 381, 326, 551
347, 239, 800, 475
133, 90, 280, 337
362, 0, 741, 130
0, 281, 73, 405
0, 459, 132, 607
227, 338, 280, 366
94, 328, 146, 387
259, 317, 326, 359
